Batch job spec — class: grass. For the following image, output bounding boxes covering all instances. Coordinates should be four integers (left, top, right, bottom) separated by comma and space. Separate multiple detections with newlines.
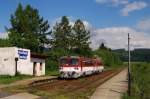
122, 62, 150, 99
0, 69, 59, 85
0, 75, 32, 84
45, 70, 59, 76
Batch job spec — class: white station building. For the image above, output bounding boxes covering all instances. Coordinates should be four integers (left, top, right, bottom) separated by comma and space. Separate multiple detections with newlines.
0, 47, 46, 76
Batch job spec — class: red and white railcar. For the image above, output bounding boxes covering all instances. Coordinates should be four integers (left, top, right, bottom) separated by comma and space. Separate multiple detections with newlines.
59, 56, 104, 78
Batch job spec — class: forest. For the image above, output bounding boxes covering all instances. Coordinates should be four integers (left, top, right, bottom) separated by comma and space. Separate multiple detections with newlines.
113, 48, 150, 62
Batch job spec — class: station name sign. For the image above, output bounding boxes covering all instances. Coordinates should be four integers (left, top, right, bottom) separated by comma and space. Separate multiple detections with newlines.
18, 50, 28, 59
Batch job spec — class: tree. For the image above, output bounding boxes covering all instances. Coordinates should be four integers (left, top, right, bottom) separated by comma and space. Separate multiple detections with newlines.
0, 38, 11, 47
99, 42, 108, 50
72, 19, 90, 50
51, 16, 72, 50
7, 3, 50, 53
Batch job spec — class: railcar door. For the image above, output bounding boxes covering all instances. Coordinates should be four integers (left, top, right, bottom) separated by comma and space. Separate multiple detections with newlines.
70, 58, 80, 71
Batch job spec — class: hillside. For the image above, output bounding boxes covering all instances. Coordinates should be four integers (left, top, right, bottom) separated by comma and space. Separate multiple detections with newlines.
113, 48, 150, 62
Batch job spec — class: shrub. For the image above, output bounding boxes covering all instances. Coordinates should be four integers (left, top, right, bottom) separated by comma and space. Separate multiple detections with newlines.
94, 49, 123, 68
122, 63, 150, 99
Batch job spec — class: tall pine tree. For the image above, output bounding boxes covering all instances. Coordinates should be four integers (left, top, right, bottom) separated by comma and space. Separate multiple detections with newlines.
73, 19, 90, 50
7, 3, 50, 53
52, 16, 72, 50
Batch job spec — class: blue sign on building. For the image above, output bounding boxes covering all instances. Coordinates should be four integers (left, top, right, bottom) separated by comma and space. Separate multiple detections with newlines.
18, 50, 28, 59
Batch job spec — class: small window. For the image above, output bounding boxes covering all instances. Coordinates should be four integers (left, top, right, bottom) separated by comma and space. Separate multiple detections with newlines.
40, 63, 42, 70
84, 60, 93, 66
60, 59, 68, 65
70, 58, 78, 65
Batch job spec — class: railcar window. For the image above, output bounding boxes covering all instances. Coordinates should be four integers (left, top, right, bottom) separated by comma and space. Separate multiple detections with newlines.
84, 60, 93, 66
70, 59, 78, 65
60, 59, 68, 65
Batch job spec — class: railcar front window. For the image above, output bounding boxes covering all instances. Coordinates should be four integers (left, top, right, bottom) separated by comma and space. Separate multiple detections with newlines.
60, 59, 68, 65
70, 59, 78, 65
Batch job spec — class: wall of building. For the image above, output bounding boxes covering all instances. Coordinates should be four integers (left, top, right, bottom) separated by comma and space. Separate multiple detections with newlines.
15, 48, 33, 75
0, 47, 16, 76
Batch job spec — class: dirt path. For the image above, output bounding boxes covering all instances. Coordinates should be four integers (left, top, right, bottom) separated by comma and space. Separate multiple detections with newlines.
90, 69, 128, 99
0, 76, 56, 89
0, 92, 40, 99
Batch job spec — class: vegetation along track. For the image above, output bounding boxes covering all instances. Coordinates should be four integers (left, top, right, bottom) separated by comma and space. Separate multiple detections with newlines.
29, 69, 122, 99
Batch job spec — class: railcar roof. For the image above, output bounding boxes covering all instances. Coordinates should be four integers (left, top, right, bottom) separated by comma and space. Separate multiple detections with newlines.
60, 56, 80, 59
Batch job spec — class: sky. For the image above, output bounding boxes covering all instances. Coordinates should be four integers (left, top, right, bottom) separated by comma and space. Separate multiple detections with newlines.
0, 0, 150, 49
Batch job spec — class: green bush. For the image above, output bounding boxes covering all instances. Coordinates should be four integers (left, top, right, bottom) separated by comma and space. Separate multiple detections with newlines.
45, 48, 70, 72
122, 62, 150, 99
94, 49, 123, 68
131, 63, 150, 99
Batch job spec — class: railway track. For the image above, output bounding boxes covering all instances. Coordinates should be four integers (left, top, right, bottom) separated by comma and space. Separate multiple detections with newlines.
28, 69, 122, 99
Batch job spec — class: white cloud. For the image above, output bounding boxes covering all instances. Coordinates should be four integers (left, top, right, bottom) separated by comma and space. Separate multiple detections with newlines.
90, 27, 150, 50
121, 1, 147, 16
137, 18, 150, 32
0, 32, 8, 38
112, 0, 128, 6
95, 0, 128, 6
95, 0, 148, 16
83, 21, 93, 30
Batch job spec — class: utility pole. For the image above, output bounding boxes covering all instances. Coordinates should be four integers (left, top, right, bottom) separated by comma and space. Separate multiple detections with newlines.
15, 57, 18, 76
128, 33, 131, 96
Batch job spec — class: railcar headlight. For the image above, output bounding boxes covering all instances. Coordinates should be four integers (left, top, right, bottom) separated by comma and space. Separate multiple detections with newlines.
74, 67, 79, 70
59, 67, 63, 70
